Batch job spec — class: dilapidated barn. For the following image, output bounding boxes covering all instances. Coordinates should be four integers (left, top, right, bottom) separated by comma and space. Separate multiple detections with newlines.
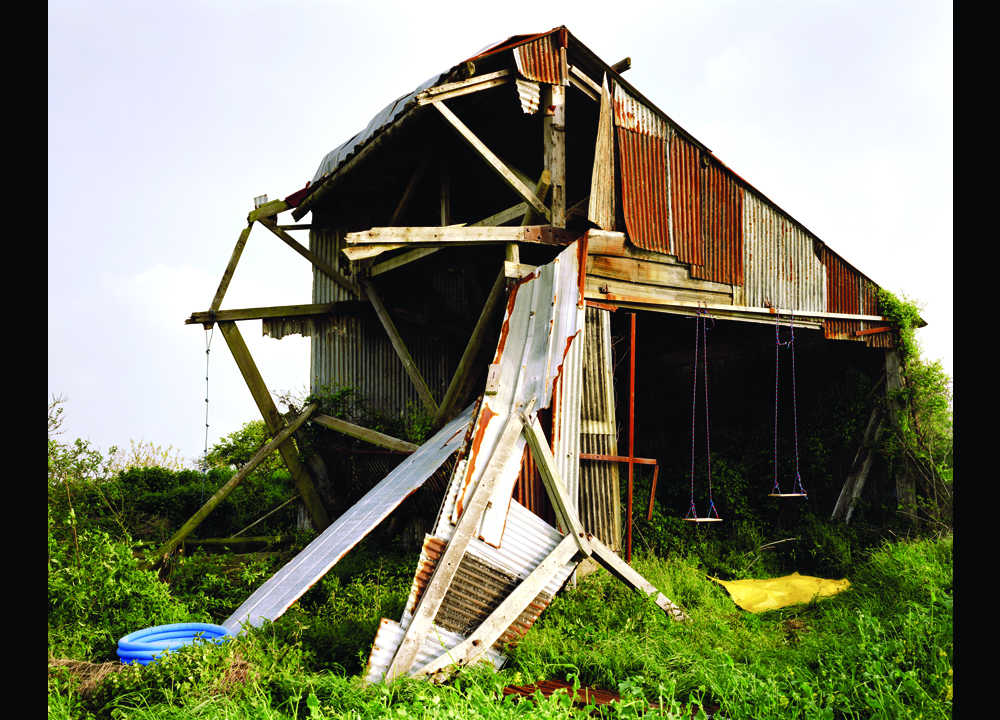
178, 27, 918, 682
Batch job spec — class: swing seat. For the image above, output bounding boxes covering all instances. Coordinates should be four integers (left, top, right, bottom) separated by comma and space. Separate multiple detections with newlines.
685, 517, 723, 523
768, 493, 807, 498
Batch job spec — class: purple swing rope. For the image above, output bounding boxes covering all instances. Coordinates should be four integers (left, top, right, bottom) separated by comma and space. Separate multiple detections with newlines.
772, 310, 808, 497
687, 303, 719, 519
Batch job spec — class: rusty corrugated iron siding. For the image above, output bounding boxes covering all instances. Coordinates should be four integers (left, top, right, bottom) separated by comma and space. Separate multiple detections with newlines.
668, 133, 703, 266
823, 249, 892, 347
690, 159, 743, 286
613, 82, 674, 257
513, 28, 567, 85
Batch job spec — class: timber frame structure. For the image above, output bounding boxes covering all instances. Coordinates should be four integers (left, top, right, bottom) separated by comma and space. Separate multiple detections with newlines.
172, 27, 924, 680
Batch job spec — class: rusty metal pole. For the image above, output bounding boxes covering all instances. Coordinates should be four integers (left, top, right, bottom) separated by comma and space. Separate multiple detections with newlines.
628, 312, 636, 563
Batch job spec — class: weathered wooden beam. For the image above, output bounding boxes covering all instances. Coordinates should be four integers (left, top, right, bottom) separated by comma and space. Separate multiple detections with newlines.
430, 269, 507, 434
568, 65, 601, 99
469, 202, 528, 228
831, 406, 884, 523
543, 83, 566, 228
247, 199, 291, 223
186, 302, 352, 325
416, 69, 511, 106
258, 217, 361, 298
209, 223, 253, 319
361, 279, 439, 415
217, 321, 331, 531
431, 101, 551, 222
588, 537, 689, 621
141, 403, 317, 569
368, 247, 442, 277
520, 413, 591, 556
520, 169, 552, 227
412, 533, 581, 680
385, 404, 532, 681
611, 57, 632, 74
311, 413, 419, 452
588, 75, 616, 231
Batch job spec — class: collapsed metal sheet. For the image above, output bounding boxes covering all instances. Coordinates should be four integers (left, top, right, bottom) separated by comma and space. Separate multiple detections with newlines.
222, 404, 476, 633
365, 242, 586, 681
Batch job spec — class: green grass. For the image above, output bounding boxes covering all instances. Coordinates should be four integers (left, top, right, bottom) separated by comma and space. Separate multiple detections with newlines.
48, 529, 952, 719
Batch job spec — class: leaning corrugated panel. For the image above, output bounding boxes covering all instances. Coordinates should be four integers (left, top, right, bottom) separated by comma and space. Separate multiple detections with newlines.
690, 160, 744, 286
513, 28, 567, 85
669, 133, 703, 266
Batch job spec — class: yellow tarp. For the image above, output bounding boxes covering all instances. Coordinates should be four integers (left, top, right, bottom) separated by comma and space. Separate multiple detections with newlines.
710, 572, 850, 613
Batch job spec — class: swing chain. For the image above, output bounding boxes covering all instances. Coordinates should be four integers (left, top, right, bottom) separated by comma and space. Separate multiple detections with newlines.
772, 309, 807, 498
686, 302, 720, 520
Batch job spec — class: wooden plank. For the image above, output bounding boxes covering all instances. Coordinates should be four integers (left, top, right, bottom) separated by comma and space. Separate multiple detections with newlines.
259, 217, 361, 298
469, 202, 528, 228
520, 414, 591, 557
588, 75, 616, 231
385, 408, 530, 682
504, 261, 538, 279
416, 76, 511, 106
361, 279, 439, 415
432, 101, 551, 222
312, 413, 419, 452
412, 533, 581, 680
586, 276, 733, 308
568, 65, 601, 98
431, 269, 507, 434
247, 199, 291, 223
588, 537, 689, 621
217, 321, 331, 531
586, 231, 683, 264
209, 223, 253, 317
186, 302, 350, 325
544, 83, 566, 228
141, 404, 317, 569
587, 255, 732, 293
369, 247, 442, 278
520, 169, 552, 227
831, 406, 884, 523
417, 69, 511, 101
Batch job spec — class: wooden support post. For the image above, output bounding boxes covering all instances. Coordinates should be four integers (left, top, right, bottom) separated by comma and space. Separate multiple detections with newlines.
885, 348, 918, 526
440, 144, 451, 227
588, 75, 616, 231
431, 269, 507, 434
312, 413, 419, 452
831, 406, 884, 523
360, 279, 439, 415
258, 217, 361, 298
142, 405, 317, 569
217, 321, 331, 531
543, 83, 566, 228
385, 406, 531, 682
589, 537, 688, 621
209, 223, 254, 320
627, 312, 635, 563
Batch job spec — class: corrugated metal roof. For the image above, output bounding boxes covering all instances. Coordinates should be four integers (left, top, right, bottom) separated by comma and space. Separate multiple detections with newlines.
222, 404, 475, 633
512, 28, 568, 85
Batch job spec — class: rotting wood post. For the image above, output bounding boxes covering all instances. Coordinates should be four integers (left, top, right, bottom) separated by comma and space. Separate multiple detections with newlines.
627, 312, 635, 564
208, 222, 254, 321
311, 413, 419, 452
885, 347, 918, 526
217, 321, 331, 531
431, 269, 507, 434
360, 279, 439, 415
141, 404, 317, 569
542, 82, 566, 228
831, 405, 884, 523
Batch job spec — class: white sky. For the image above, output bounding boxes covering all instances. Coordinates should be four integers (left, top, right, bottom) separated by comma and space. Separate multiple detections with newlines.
49, 0, 952, 465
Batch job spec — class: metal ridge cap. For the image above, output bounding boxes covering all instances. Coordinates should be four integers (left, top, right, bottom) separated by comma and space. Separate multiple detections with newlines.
463, 27, 565, 64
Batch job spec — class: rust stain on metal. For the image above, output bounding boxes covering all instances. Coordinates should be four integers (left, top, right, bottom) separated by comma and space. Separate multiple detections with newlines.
670, 133, 703, 266
457, 404, 497, 518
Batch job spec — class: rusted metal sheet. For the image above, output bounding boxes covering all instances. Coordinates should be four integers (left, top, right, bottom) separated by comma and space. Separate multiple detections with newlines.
690, 159, 743, 286
823, 249, 893, 347
613, 82, 673, 256
742, 192, 826, 313
513, 28, 567, 85
222, 404, 476, 633
669, 133, 703, 266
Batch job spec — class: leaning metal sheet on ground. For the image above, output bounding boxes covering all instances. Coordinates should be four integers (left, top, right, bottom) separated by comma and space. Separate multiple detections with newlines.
223, 404, 476, 633
365, 242, 587, 682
